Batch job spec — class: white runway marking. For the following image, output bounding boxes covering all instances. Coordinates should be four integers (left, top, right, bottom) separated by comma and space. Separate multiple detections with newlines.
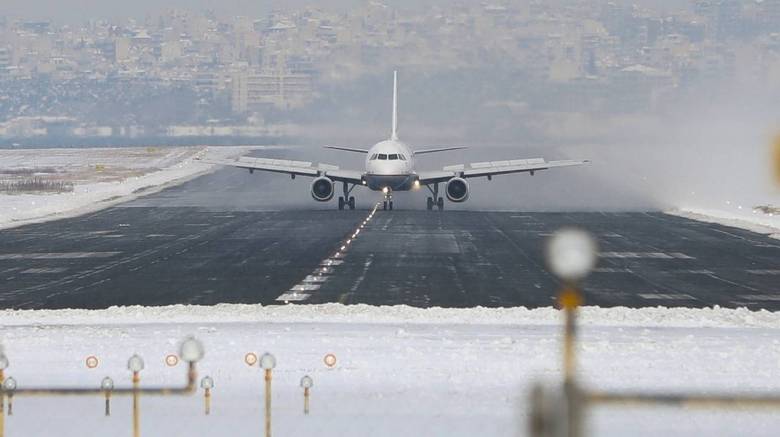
639, 293, 695, 300
747, 269, 780, 275
600, 252, 694, 259
742, 295, 780, 301
21, 267, 68, 274
0, 252, 120, 260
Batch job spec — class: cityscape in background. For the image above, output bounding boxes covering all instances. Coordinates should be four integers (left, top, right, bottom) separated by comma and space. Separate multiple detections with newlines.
1, 0, 780, 144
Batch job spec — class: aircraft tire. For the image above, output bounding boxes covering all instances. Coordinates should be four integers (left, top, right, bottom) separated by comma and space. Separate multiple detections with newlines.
338, 197, 345, 210
349, 197, 356, 210
426, 197, 433, 210
437, 197, 444, 211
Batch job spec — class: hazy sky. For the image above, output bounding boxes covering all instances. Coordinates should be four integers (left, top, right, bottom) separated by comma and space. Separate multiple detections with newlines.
3, 0, 689, 23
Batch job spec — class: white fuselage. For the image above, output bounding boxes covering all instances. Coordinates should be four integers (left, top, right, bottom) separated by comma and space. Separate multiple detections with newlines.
363, 139, 418, 191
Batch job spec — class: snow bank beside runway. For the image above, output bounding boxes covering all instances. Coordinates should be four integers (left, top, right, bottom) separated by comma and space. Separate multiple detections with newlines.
0, 146, 259, 230
1, 303, 779, 328
1, 304, 780, 436
668, 206, 780, 238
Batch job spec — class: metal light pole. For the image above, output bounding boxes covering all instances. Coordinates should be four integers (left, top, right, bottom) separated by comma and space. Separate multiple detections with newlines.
544, 228, 598, 437
200, 376, 214, 415
259, 353, 276, 437
300, 376, 313, 415
127, 354, 145, 437
101, 377, 114, 416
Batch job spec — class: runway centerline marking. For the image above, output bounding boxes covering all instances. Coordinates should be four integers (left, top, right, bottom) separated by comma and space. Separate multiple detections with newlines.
276, 203, 381, 304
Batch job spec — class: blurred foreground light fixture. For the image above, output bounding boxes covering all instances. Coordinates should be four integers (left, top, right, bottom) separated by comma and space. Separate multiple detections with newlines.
300, 375, 313, 415
545, 228, 598, 284
179, 337, 205, 363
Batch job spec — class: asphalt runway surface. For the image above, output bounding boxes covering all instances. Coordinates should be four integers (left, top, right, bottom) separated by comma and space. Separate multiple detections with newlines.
0, 150, 777, 310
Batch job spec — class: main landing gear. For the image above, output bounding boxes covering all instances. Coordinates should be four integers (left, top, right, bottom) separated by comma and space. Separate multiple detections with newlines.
338, 182, 356, 210
425, 183, 444, 211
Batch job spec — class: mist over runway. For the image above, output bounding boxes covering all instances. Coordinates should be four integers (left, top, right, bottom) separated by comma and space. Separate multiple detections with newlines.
0, 148, 776, 310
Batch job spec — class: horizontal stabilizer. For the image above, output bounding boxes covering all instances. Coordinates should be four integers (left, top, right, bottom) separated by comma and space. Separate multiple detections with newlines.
324, 146, 369, 154
414, 146, 468, 155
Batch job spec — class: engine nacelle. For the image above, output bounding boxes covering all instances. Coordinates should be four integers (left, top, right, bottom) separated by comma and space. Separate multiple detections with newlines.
311, 177, 335, 202
446, 177, 470, 203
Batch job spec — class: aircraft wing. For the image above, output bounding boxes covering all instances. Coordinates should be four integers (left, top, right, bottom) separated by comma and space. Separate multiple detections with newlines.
417, 158, 589, 184
207, 157, 364, 184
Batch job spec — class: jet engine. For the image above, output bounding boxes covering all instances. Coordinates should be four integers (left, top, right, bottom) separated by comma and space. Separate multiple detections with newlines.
311, 177, 335, 201
446, 177, 469, 202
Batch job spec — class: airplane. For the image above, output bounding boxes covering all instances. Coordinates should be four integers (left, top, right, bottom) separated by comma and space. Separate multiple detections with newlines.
211, 71, 589, 211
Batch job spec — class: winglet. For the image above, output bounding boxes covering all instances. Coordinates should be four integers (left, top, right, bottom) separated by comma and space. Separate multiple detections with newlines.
391, 70, 398, 140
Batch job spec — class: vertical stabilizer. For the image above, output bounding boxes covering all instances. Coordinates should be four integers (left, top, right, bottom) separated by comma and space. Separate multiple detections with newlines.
391, 70, 398, 140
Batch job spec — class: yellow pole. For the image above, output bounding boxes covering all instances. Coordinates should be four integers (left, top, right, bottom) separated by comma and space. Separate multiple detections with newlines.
559, 285, 581, 383
204, 388, 211, 415
132, 371, 140, 437
264, 369, 272, 437
304, 387, 310, 415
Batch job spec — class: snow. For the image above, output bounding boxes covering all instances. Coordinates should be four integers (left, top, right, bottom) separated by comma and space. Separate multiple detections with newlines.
667, 206, 780, 239
1, 304, 780, 436
0, 146, 258, 230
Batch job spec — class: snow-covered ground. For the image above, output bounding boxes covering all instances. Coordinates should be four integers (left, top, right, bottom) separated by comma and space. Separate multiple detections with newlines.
1, 304, 780, 436
668, 206, 780, 239
0, 146, 258, 230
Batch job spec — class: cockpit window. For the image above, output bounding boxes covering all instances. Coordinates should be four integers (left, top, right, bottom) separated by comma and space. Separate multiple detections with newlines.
378, 154, 388, 160
388, 154, 399, 160
370, 154, 378, 160
398, 154, 406, 161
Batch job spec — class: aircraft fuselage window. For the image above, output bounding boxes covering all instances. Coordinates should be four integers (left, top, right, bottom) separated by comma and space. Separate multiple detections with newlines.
389, 154, 399, 160
378, 154, 388, 160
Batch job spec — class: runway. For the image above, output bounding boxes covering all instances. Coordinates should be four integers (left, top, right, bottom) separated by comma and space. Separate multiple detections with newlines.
0, 153, 777, 310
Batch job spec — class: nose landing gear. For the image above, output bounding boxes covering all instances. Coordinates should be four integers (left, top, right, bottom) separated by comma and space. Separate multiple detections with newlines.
382, 188, 393, 210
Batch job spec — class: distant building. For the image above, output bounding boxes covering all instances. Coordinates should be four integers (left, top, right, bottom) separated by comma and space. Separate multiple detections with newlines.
0, 48, 10, 75
231, 70, 313, 112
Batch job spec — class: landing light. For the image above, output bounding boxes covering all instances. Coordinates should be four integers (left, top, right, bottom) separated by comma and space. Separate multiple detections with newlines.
413, 180, 420, 190
382, 187, 389, 194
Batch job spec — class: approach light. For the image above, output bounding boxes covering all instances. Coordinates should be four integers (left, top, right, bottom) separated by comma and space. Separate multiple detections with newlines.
259, 353, 277, 370
101, 376, 114, 391
545, 228, 598, 283
200, 376, 214, 390
300, 375, 313, 389
179, 336, 205, 363
127, 354, 145, 373
3, 377, 17, 392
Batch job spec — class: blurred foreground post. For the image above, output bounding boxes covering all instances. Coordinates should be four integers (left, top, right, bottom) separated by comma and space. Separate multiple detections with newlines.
101, 377, 114, 416
127, 355, 145, 437
300, 376, 313, 415
260, 353, 276, 437
201, 376, 214, 415
544, 228, 598, 437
